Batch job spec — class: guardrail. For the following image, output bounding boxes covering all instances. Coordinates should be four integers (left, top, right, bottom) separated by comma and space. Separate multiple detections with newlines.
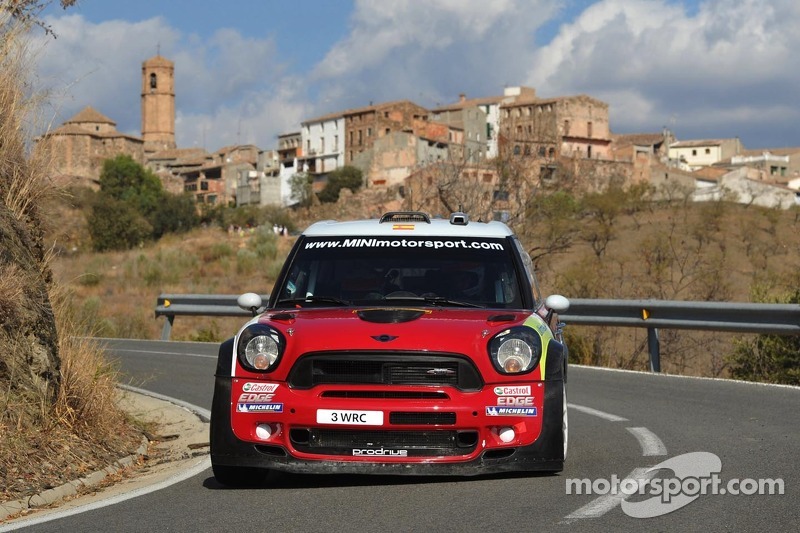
154, 294, 800, 372
155, 294, 269, 341
560, 299, 800, 372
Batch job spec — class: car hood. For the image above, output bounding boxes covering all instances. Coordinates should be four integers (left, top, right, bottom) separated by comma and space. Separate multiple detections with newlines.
256, 307, 531, 355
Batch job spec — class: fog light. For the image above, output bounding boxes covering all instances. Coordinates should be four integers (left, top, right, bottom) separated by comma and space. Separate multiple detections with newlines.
253, 354, 271, 370
498, 427, 515, 443
255, 423, 273, 440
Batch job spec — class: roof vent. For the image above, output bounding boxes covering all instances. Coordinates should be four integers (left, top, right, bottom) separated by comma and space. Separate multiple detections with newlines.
379, 211, 431, 224
449, 211, 469, 226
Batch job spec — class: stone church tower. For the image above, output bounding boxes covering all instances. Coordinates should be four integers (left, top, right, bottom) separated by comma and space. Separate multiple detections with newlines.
141, 55, 176, 153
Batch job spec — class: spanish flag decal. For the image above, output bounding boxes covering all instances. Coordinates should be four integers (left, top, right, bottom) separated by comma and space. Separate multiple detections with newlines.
392, 224, 415, 230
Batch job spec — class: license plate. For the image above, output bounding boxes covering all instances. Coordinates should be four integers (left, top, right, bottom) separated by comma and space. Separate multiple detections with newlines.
316, 409, 383, 425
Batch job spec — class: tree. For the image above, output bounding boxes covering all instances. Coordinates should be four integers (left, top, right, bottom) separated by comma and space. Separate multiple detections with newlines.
289, 172, 313, 207
2, 0, 76, 36
87, 195, 152, 251
318, 166, 363, 203
88, 155, 199, 249
151, 193, 198, 238
99, 155, 164, 218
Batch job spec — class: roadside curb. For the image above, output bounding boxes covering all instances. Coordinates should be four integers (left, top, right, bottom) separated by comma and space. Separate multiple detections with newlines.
0, 386, 210, 523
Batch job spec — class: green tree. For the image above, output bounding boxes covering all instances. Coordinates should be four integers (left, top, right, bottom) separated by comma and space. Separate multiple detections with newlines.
151, 193, 199, 238
318, 165, 363, 203
87, 196, 152, 251
89, 155, 199, 248
99, 154, 164, 218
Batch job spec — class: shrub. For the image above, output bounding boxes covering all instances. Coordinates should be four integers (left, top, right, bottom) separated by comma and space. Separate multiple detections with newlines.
236, 248, 259, 276
87, 196, 152, 251
727, 289, 800, 385
318, 165, 363, 203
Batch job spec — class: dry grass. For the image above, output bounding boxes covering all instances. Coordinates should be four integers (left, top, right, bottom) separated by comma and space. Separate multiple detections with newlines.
50, 223, 295, 341
0, 286, 143, 503
1, 10, 143, 504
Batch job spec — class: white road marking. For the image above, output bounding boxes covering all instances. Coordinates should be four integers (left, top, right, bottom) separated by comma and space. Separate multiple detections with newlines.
563, 467, 656, 522
563, 403, 668, 522
626, 426, 668, 456
112, 348, 216, 359
568, 403, 629, 422
0, 387, 211, 532
0, 457, 211, 532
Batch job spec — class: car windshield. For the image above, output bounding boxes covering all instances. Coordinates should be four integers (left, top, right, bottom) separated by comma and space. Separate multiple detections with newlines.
275, 235, 525, 309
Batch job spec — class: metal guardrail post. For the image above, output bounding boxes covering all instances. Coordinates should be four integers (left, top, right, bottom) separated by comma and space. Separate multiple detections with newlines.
647, 327, 660, 373
161, 315, 174, 341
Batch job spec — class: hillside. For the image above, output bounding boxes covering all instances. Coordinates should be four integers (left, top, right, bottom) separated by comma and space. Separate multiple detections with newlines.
48, 187, 800, 379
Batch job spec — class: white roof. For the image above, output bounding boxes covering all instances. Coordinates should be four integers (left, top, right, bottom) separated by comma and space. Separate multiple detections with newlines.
303, 214, 514, 238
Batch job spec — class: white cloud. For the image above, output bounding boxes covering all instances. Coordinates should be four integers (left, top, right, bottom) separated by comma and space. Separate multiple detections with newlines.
527, 0, 800, 146
311, 0, 560, 109
30, 0, 800, 153
32, 13, 303, 150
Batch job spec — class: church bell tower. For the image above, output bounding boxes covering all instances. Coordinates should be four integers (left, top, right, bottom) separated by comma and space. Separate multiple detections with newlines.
141, 55, 176, 153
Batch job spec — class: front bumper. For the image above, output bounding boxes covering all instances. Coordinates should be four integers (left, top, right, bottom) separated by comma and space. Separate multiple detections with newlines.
211, 376, 565, 476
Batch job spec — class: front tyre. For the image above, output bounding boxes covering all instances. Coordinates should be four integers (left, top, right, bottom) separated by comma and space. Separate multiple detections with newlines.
562, 385, 569, 460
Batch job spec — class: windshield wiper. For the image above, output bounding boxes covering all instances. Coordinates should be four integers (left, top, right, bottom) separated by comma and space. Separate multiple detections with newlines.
382, 295, 483, 308
277, 296, 352, 307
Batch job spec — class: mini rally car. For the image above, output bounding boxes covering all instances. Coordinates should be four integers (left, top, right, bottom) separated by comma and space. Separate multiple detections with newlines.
210, 211, 570, 486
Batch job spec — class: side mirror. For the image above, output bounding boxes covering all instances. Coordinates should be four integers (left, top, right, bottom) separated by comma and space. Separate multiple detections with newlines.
545, 294, 570, 313
237, 293, 263, 316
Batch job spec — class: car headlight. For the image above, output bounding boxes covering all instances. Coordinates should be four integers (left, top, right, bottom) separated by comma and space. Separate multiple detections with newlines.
237, 325, 284, 372
488, 327, 542, 374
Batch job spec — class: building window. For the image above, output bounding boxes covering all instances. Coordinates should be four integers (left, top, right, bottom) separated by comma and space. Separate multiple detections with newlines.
320, 137, 325, 153
705, 148, 711, 154
564, 120, 570, 134
587, 121, 592, 138
692, 149, 697, 156
588, 145, 592, 158
150, 73, 157, 89
334, 135, 338, 151
513, 145, 521, 155
493, 190, 509, 201
385, 128, 390, 135
367, 127, 372, 137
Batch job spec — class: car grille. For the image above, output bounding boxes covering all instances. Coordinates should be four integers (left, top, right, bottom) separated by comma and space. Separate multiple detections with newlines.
290, 428, 478, 457
389, 412, 456, 425
321, 391, 450, 400
287, 352, 483, 391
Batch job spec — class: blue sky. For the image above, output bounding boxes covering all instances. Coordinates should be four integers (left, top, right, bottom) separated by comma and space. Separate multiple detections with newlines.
32, 0, 800, 152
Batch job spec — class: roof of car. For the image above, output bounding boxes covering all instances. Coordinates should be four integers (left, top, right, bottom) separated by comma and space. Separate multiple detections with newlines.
303, 212, 515, 238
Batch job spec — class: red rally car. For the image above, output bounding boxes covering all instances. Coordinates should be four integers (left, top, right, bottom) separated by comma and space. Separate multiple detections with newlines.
210, 211, 570, 486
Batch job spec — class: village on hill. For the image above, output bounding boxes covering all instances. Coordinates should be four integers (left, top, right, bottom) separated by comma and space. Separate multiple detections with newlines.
37, 54, 800, 220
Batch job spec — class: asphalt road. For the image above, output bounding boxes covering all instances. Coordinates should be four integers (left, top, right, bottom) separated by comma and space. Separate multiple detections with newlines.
7, 339, 798, 532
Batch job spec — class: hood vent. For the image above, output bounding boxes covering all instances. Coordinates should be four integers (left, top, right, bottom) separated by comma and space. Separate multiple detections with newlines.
356, 308, 426, 323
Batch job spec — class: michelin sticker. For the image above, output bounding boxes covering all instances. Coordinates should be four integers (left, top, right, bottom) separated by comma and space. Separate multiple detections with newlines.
486, 406, 538, 416
237, 403, 284, 413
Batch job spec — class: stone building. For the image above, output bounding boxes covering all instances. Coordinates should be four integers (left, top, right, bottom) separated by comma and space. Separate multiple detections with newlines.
498, 93, 611, 161
343, 100, 435, 165
36, 106, 144, 186
141, 55, 176, 154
